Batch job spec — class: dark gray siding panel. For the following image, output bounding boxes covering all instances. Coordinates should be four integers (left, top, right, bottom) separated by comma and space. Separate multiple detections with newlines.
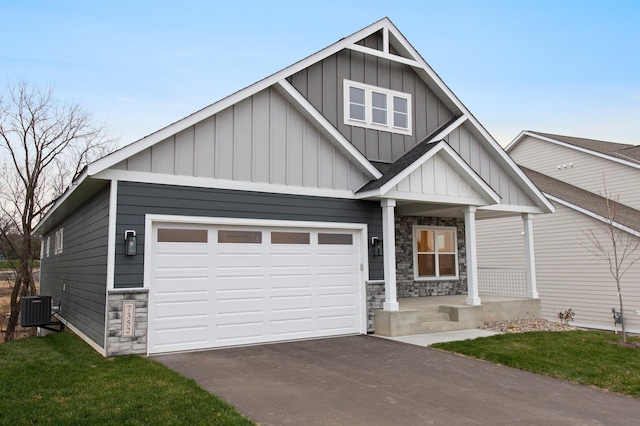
288, 49, 454, 163
114, 182, 383, 288
39, 185, 109, 347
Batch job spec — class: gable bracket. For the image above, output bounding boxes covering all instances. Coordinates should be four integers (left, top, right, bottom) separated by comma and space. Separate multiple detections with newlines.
347, 44, 420, 68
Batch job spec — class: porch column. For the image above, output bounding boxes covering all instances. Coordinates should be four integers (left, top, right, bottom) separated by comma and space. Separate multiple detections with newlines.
522, 213, 539, 298
381, 199, 399, 311
464, 206, 481, 306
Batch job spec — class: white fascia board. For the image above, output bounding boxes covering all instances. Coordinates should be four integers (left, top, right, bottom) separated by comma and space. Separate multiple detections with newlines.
510, 131, 640, 171
382, 191, 490, 206
86, 18, 395, 178
32, 168, 90, 235
504, 130, 529, 152
275, 79, 382, 179
544, 193, 640, 237
93, 169, 357, 200
478, 204, 546, 214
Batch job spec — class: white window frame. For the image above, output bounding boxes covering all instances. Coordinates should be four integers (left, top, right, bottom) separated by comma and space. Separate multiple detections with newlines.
412, 225, 458, 281
343, 79, 412, 135
54, 228, 64, 255
46, 236, 50, 258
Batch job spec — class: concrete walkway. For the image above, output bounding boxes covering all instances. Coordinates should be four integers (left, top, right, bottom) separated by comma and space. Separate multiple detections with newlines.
154, 335, 640, 425
376, 328, 499, 346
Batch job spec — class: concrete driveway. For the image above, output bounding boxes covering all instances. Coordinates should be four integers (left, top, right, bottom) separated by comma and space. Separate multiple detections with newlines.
154, 335, 640, 425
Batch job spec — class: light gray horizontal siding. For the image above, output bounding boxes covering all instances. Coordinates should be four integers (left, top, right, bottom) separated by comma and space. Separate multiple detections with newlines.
117, 87, 368, 191
39, 185, 110, 347
288, 49, 454, 163
447, 124, 537, 207
477, 203, 640, 332
114, 181, 383, 289
510, 136, 640, 210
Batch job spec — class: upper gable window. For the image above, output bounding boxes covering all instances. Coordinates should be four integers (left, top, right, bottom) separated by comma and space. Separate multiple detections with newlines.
344, 79, 412, 135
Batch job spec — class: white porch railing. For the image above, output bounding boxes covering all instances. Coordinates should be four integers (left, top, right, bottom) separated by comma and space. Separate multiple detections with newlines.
478, 267, 527, 295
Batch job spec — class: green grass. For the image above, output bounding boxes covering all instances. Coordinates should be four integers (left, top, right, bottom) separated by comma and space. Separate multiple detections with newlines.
0, 332, 255, 425
432, 330, 640, 397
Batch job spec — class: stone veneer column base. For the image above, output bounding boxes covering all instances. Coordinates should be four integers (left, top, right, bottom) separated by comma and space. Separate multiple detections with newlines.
106, 289, 149, 357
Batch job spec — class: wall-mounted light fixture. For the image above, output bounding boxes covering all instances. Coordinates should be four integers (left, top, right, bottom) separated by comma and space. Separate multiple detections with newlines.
371, 236, 383, 256
124, 230, 137, 256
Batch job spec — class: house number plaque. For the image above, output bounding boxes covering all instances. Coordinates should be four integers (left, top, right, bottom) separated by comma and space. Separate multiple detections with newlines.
122, 301, 135, 337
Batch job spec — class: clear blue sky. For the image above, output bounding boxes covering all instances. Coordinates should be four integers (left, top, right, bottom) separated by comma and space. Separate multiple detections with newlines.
2, 0, 639, 147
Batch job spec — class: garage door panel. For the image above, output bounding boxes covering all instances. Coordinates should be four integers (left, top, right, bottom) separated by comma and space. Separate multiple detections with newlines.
317, 314, 357, 332
149, 223, 363, 354
269, 275, 313, 290
270, 295, 313, 312
215, 322, 264, 341
154, 300, 209, 319
153, 326, 208, 349
154, 276, 209, 295
216, 252, 264, 268
215, 276, 264, 292
155, 252, 209, 270
269, 252, 313, 268
270, 318, 313, 337
317, 252, 356, 267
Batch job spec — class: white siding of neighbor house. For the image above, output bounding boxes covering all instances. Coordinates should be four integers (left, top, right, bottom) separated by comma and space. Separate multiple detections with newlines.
510, 136, 640, 210
477, 203, 640, 333
111, 87, 369, 191
446, 124, 537, 208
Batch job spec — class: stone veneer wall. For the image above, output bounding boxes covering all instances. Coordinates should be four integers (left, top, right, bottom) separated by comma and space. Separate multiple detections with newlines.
396, 216, 467, 298
366, 281, 385, 332
106, 289, 148, 357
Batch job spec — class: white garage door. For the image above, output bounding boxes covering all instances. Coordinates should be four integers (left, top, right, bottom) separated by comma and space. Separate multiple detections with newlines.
147, 221, 364, 354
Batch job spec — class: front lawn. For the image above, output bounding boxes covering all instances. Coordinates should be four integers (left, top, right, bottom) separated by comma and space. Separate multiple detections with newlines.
432, 330, 640, 398
0, 332, 254, 425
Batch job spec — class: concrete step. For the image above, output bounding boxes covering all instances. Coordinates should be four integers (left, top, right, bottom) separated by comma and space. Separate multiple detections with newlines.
416, 320, 467, 334
418, 311, 451, 322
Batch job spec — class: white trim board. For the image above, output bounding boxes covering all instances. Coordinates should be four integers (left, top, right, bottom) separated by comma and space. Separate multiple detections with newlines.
94, 169, 358, 199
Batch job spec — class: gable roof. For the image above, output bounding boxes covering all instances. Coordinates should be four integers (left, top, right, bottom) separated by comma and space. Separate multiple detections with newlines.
521, 166, 640, 235
35, 18, 554, 234
356, 138, 500, 205
508, 131, 640, 167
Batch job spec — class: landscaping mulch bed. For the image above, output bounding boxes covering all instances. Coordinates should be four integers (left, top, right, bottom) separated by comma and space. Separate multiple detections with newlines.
482, 317, 578, 333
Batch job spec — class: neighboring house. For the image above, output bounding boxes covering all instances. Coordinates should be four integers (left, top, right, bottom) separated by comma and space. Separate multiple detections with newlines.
34, 18, 552, 357
477, 131, 640, 333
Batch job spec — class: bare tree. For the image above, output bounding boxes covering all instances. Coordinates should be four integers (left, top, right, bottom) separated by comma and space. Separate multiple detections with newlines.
0, 81, 118, 341
582, 180, 640, 343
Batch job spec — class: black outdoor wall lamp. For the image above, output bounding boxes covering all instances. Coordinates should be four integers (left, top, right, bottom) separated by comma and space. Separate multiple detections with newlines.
124, 230, 137, 256
371, 236, 383, 256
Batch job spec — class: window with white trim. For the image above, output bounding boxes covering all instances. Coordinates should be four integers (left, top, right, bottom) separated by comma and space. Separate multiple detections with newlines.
413, 226, 458, 280
54, 228, 64, 255
344, 79, 412, 135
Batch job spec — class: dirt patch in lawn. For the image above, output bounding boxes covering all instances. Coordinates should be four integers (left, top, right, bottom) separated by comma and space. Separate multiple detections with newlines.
0, 278, 39, 342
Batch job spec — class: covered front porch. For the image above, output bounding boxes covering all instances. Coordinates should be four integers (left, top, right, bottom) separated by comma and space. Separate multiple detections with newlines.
355, 138, 552, 336
374, 294, 541, 337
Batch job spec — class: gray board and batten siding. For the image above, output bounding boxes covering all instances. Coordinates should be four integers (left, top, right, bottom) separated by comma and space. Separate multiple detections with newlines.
114, 181, 383, 289
286, 42, 536, 208
40, 184, 110, 348
111, 87, 369, 192
287, 48, 454, 163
